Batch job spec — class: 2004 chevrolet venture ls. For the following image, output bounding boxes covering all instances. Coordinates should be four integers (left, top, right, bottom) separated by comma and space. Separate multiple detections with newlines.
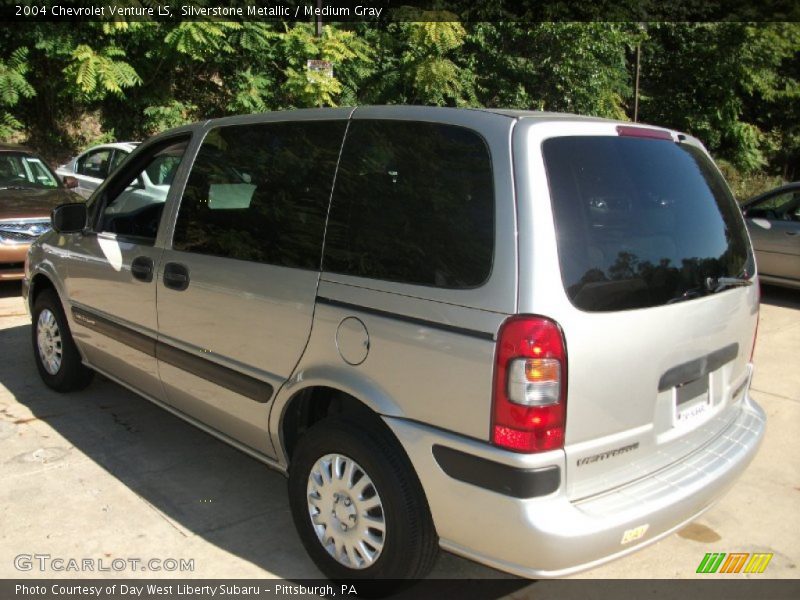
23, 106, 764, 587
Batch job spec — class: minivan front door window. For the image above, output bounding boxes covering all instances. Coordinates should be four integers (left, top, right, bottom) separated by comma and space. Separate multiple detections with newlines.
95, 139, 188, 242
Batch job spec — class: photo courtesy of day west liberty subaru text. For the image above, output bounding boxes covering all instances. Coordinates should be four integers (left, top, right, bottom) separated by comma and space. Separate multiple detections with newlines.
13, 583, 359, 597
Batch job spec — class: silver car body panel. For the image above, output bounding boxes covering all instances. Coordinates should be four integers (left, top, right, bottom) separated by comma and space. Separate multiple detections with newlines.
272, 279, 509, 455
62, 234, 164, 401
24, 106, 766, 578
155, 251, 317, 457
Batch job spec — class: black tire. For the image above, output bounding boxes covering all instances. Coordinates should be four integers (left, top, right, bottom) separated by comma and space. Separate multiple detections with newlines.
288, 416, 438, 591
32, 288, 93, 392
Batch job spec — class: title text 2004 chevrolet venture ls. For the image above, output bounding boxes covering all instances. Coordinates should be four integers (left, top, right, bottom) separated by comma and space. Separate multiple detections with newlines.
23, 107, 764, 585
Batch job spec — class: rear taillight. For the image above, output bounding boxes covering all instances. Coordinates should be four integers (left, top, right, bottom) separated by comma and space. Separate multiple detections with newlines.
492, 316, 567, 453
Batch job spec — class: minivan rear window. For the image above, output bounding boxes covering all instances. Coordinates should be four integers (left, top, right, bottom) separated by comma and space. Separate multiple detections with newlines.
543, 136, 753, 311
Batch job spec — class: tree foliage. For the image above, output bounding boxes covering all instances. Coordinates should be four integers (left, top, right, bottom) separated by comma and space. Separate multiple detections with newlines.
66, 44, 142, 99
464, 22, 638, 117
0, 47, 35, 139
0, 20, 798, 186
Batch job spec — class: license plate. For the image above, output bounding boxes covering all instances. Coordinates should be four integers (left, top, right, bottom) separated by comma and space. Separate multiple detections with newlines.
674, 376, 710, 426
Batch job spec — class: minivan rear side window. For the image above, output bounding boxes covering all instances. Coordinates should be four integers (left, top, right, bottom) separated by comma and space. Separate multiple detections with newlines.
323, 120, 494, 289
172, 120, 347, 270
543, 136, 754, 311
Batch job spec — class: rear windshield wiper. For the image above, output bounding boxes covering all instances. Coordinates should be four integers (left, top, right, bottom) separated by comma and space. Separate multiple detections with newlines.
705, 276, 753, 294
667, 287, 707, 304
668, 275, 752, 304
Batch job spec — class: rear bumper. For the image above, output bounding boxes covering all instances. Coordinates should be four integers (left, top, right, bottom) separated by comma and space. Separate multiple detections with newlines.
385, 393, 765, 578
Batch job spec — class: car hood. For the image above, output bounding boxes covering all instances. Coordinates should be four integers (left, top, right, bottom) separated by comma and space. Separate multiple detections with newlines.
0, 187, 82, 221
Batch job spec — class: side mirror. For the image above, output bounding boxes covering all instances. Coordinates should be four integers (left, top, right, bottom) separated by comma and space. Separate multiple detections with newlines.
63, 175, 79, 189
51, 202, 87, 233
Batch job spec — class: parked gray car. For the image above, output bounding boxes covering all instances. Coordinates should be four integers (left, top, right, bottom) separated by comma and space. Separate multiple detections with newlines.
742, 182, 800, 289
22, 107, 764, 587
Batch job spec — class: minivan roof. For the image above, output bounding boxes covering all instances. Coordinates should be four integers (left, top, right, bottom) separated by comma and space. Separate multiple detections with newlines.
364, 105, 618, 124
148, 105, 689, 156
188, 106, 627, 129
474, 108, 614, 122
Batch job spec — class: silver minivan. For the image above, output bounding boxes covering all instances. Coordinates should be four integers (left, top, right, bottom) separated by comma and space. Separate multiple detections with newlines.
23, 106, 764, 586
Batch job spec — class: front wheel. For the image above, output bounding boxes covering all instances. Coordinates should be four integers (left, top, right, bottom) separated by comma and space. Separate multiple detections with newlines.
32, 289, 93, 392
288, 417, 438, 589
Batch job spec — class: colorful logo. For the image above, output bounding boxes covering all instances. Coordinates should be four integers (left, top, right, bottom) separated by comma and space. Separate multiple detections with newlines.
696, 552, 773, 574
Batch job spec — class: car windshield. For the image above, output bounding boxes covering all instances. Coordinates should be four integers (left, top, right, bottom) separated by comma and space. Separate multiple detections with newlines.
0, 152, 59, 190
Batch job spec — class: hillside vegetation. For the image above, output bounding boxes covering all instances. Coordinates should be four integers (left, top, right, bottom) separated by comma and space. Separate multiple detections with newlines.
1, 21, 797, 198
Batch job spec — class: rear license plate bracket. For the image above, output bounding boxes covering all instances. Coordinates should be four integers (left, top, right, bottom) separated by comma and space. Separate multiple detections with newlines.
673, 376, 710, 426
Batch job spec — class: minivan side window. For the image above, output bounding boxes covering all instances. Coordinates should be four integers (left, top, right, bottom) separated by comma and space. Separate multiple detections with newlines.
172, 120, 347, 270
95, 138, 189, 242
323, 120, 494, 289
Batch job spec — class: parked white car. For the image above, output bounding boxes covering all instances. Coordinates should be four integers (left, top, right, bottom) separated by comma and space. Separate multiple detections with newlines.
56, 142, 140, 199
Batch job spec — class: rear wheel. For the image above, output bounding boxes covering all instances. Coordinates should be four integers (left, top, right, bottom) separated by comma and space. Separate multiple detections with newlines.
32, 289, 93, 392
288, 417, 438, 589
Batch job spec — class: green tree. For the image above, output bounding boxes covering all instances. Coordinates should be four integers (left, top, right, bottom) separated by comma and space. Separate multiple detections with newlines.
464, 22, 638, 118
0, 18, 797, 191
639, 23, 800, 174
0, 47, 35, 139
355, 17, 476, 106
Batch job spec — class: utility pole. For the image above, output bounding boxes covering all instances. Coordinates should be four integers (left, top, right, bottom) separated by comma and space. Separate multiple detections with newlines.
633, 23, 646, 123
315, 0, 322, 37
634, 41, 641, 123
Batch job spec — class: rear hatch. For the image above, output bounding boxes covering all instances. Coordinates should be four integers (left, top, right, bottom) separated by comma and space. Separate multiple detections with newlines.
526, 123, 759, 501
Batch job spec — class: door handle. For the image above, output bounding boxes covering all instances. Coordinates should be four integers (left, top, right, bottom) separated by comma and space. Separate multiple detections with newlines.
131, 256, 154, 282
786, 230, 798, 236
163, 262, 190, 291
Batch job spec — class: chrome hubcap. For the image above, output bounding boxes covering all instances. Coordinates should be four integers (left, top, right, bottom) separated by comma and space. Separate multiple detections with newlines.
36, 309, 63, 375
307, 453, 386, 569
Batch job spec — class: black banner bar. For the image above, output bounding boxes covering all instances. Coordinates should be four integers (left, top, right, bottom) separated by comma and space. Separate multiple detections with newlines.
1, 0, 799, 23
3, 579, 800, 600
